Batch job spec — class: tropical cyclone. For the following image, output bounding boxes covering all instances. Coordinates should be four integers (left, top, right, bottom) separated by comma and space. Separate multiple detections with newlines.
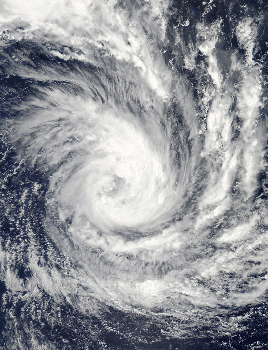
0, 0, 268, 348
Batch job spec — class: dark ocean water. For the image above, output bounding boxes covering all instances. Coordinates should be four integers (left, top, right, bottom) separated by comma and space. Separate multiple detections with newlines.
0, 0, 268, 349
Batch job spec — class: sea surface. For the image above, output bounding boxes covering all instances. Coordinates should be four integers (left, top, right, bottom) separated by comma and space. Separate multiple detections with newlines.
0, 0, 268, 349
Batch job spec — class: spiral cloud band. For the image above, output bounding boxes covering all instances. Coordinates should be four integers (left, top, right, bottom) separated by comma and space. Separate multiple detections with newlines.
0, 0, 268, 349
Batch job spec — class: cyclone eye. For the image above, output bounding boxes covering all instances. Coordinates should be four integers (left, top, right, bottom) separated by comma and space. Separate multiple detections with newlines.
98, 175, 125, 199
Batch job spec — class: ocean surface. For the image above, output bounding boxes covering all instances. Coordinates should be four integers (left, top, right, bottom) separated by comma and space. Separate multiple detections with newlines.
0, 0, 268, 349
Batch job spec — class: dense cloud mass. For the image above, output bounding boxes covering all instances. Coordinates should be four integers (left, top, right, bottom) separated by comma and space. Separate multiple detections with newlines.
0, 0, 268, 349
